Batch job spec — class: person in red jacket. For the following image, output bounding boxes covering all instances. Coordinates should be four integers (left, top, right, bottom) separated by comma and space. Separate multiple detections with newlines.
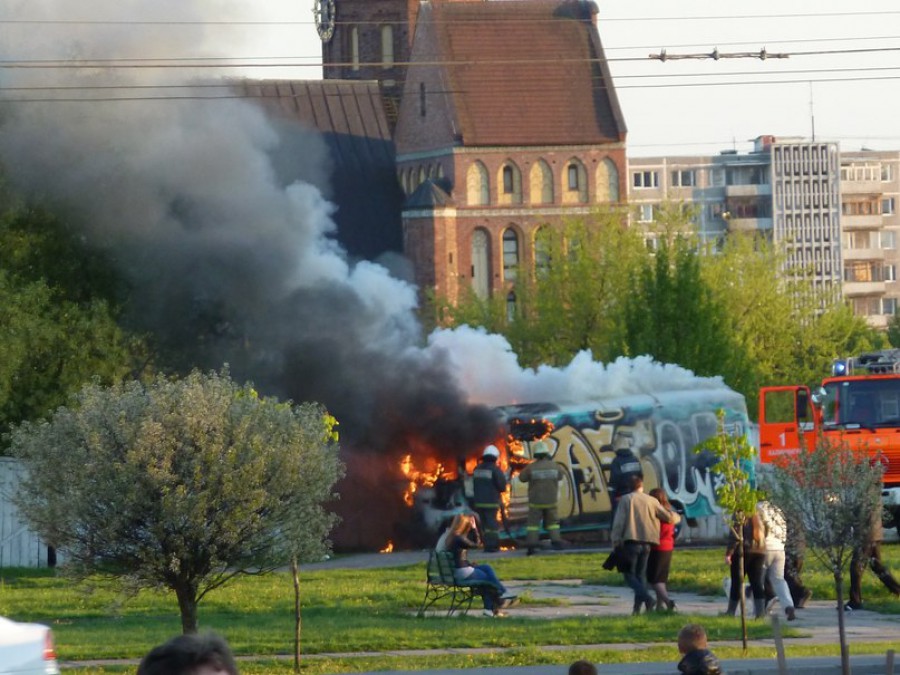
647, 487, 678, 612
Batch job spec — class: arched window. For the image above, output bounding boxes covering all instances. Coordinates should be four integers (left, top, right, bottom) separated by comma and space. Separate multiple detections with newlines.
596, 158, 620, 203
471, 228, 491, 299
498, 161, 523, 205
534, 225, 551, 277
529, 160, 554, 204
502, 227, 520, 281
467, 161, 490, 206
380, 25, 394, 68
506, 290, 517, 322
563, 158, 588, 204
350, 27, 360, 71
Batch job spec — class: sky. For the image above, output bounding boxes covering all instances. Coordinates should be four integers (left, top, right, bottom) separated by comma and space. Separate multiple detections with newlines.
242, 0, 900, 156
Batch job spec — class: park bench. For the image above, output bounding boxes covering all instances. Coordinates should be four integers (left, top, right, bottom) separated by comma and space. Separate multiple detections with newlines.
417, 549, 500, 617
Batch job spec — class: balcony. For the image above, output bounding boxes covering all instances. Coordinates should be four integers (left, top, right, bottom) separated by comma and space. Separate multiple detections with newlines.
842, 248, 885, 261
725, 217, 773, 233
842, 180, 882, 195
843, 280, 886, 296
724, 184, 772, 198
842, 214, 883, 228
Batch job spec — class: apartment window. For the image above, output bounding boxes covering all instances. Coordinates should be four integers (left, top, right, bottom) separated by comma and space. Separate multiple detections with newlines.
882, 231, 897, 250
671, 170, 696, 187
883, 164, 894, 181
632, 170, 659, 189
638, 204, 655, 222
883, 197, 895, 215
710, 169, 725, 187
883, 298, 897, 315
885, 264, 897, 282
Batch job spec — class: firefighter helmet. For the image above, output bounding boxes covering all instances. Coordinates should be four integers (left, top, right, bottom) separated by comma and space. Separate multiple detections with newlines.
532, 440, 550, 457
482, 444, 500, 459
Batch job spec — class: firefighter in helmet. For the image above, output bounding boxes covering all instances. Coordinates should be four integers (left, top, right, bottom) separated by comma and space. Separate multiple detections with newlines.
518, 440, 567, 555
472, 444, 507, 552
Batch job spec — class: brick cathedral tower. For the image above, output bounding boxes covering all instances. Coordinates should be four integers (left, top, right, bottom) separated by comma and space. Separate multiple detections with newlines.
314, 0, 420, 129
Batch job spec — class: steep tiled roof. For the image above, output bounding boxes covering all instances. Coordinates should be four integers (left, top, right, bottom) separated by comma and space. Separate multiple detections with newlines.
430, 0, 626, 147
406, 178, 455, 208
237, 79, 403, 259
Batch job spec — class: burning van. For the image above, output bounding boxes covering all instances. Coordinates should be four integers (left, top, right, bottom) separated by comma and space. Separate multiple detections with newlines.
496, 388, 752, 543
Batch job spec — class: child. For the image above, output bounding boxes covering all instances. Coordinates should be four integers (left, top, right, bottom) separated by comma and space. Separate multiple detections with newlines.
677, 624, 724, 675
567, 660, 598, 675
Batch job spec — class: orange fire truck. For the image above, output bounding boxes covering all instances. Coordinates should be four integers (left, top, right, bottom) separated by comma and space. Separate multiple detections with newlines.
758, 349, 900, 535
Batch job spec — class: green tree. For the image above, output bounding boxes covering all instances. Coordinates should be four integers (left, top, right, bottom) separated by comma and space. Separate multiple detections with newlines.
9, 369, 343, 634
762, 435, 884, 675
695, 410, 762, 649
433, 207, 647, 368
0, 198, 142, 445
622, 237, 747, 384
888, 312, 900, 348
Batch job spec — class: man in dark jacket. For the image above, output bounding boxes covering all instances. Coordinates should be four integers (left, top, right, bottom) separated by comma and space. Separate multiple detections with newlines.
472, 444, 507, 552
847, 494, 900, 610
609, 445, 643, 517
518, 440, 567, 555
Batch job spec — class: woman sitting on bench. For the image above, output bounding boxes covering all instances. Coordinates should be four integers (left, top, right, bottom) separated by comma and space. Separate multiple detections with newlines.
438, 513, 518, 617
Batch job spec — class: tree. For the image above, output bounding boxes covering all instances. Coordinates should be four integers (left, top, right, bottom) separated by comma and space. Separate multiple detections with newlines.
622, 238, 746, 384
695, 410, 762, 649
0, 198, 143, 447
9, 369, 343, 634
433, 207, 648, 368
762, 434, 883, 675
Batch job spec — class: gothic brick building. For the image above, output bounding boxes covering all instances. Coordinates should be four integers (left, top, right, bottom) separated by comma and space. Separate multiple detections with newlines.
316, 0, 627, 302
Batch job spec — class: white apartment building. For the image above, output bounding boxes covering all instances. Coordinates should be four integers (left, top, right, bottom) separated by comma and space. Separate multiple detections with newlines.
629, 137, 898, 328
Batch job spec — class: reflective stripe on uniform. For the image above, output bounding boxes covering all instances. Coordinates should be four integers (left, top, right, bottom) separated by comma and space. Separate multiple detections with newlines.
531, 469, 561, 479
474, 503, 499, 508
529, 503, 557, 509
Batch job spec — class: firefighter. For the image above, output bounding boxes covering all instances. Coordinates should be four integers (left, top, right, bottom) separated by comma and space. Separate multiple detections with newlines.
609, 445, 643, 517
518, 440, 567, 555
472, 444, 508, 553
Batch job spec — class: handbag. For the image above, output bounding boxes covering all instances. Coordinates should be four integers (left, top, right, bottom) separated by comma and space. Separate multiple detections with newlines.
602, 547, 621, 571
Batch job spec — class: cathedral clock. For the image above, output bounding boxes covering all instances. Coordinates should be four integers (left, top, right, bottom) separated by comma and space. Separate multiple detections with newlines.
314, 0, 336, 42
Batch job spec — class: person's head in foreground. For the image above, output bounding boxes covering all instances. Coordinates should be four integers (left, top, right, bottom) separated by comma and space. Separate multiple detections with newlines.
567, 659, 598, 675
137, 632, 239, 675
677, 623, 723, 675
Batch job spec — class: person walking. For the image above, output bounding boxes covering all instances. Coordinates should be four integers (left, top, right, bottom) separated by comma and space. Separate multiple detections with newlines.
783, 512, 813, 608
723, 509, 767, 619
647, 487, 678, 612
758, 499, 797, 621
611, 475, 681, 615
472, 444, 507, 552
518, 440, 567, 555
847, 494, 900, 610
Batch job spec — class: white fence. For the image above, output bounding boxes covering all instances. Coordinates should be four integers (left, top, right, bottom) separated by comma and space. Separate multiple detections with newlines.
0, 457, 53, 568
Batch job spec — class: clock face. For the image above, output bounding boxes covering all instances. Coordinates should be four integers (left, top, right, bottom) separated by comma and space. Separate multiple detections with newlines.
314, 0, 336, 43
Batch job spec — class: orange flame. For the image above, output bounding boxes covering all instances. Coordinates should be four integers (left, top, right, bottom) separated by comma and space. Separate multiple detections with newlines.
399, 453, 456, 507
380, 540, 394, 553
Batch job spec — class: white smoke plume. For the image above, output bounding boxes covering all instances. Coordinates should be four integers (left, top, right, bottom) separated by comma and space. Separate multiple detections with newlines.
0, 1, 729, 452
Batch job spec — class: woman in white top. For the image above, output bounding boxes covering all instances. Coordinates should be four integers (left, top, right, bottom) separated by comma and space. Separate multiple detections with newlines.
758, 499, 796, 621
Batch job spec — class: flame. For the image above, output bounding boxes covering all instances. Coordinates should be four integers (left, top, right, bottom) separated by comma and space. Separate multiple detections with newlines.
380, 540, 394, 553
399, 453, 456, 507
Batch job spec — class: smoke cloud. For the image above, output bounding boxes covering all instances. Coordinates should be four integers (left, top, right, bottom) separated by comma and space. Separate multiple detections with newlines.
0, 2, 731, 547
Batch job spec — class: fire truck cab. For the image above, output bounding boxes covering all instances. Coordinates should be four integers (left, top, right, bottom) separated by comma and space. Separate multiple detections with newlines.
759, 349, 900, 534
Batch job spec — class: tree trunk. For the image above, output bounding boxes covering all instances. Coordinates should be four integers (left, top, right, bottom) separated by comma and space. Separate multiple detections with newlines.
834, 571, 851, 675
174, 581, 199, 634
292, 556, 302, 673
738, 546, 748, 651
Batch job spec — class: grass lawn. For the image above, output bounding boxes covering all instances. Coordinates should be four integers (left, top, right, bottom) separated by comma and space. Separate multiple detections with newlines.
1, 544, 898, 672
